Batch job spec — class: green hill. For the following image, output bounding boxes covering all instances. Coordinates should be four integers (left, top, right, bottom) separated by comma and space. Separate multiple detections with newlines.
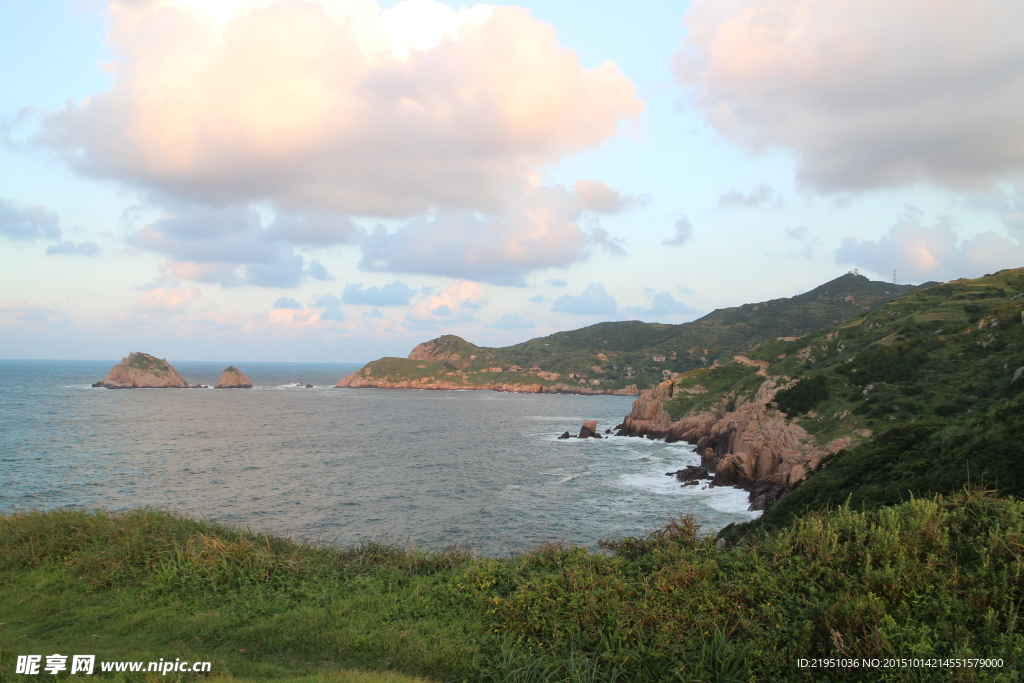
644, 267, 1024, 536
340, 273, 919, 392
726, 268, 1024, 439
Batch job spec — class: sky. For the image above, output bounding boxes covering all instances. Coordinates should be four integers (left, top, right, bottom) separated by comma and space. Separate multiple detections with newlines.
2, 0, 1023, 362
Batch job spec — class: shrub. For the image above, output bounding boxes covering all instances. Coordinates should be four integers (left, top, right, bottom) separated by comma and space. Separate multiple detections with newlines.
774, 375, 829, 416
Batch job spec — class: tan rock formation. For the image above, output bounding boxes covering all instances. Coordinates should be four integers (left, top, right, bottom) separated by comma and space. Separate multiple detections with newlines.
93, 352, 189, 389
215, 366, 253, 388
619, 376, 852, 509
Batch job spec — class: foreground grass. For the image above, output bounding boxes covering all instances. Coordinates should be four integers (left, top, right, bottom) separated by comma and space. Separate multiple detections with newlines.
2, 491, 1022, 682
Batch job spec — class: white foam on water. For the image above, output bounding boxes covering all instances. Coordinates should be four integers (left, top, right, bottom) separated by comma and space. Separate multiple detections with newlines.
618, 472, 690, 496
700, 486, 762, 518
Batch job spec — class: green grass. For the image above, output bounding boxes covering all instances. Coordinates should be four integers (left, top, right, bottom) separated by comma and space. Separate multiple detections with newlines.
662, 364, 762, 420
124, 353, 170, 374
3, 490, 1023, 682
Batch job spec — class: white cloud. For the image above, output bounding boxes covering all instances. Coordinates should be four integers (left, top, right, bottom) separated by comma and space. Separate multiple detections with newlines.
359, 184, 628, 285
551, 283, 617, 316
717, 183, 784, 210
664, 216, 694, 246
571, 180, 647, 214
0, 199, 61, 241
128, 203, 360, 287
676, 0, 1024, 191
623, 289, 697, 321
314, 294, 345, 321
42, 0, 641, 216
273, 297, 302, 309
342, 281, 415, 306
134, 287, 201, 313
835, 207, 1024, 282
46, 240, 100, 256
968, 187, 1024, 238
406, 281, 486, 326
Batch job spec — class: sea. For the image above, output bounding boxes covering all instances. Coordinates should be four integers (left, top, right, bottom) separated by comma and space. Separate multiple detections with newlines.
0, 359, 760, 555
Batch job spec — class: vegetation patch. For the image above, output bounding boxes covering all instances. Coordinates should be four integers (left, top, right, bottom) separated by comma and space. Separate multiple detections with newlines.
3, 492, 1022, 681
774, 375, 830, 417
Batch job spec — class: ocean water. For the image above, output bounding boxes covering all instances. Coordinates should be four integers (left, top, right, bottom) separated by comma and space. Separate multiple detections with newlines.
0, 359, 760, 554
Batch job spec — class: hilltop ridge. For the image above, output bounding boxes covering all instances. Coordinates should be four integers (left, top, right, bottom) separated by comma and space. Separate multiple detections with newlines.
337, 273, 920, 394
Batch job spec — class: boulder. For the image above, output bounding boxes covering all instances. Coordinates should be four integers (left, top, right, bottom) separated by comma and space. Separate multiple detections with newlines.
93, 352, 189, 389
558, 431, 571, 440
672, 465, 709, 482
215, 366, 253, 389
578, 420, 599, 438
747, 476, 789, 511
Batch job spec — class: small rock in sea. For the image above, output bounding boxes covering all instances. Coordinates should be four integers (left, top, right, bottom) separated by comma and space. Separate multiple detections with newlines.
604, 429, 611, 434
558, 431, 571, 440
671, 465, 709, 482
578, 420, 599, 438
306, 383, 314, 388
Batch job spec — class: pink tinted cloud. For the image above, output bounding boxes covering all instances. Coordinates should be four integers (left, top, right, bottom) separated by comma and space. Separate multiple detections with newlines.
134, 287, 201, 313
677, 0, 1024, 191
407, 281, 486, 326
43, 0, 642, 216
836, 208, 1024, 282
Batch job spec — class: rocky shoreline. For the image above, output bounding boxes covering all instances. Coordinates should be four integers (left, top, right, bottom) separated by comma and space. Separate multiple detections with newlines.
616, 376, 852, 510
334, 373, 639, 395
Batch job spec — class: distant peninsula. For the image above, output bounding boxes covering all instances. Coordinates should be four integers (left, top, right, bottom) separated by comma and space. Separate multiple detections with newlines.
93, 352, 190, 389
337, 273, 922, 395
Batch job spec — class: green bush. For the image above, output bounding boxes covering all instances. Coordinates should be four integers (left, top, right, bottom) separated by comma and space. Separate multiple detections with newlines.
774, 375, 830, 416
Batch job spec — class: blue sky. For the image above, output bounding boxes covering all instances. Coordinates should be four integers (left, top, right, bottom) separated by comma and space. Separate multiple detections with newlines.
2, 0, 1023, 362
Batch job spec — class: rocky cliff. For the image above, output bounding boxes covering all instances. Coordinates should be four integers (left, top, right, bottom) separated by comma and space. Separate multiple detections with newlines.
93, 352, 189, 389
618, 376, 850, 509
215, 366, 253, 388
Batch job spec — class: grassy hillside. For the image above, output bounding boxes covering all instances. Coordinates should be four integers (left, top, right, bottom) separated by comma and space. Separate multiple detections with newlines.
2, 493, 1021, 682
661, 269, 1024, 433
748, 394, 1024, 535
346, 274, 918, 392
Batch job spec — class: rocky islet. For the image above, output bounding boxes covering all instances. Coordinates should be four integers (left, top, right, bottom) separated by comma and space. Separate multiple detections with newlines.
93, 353, 253, 390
